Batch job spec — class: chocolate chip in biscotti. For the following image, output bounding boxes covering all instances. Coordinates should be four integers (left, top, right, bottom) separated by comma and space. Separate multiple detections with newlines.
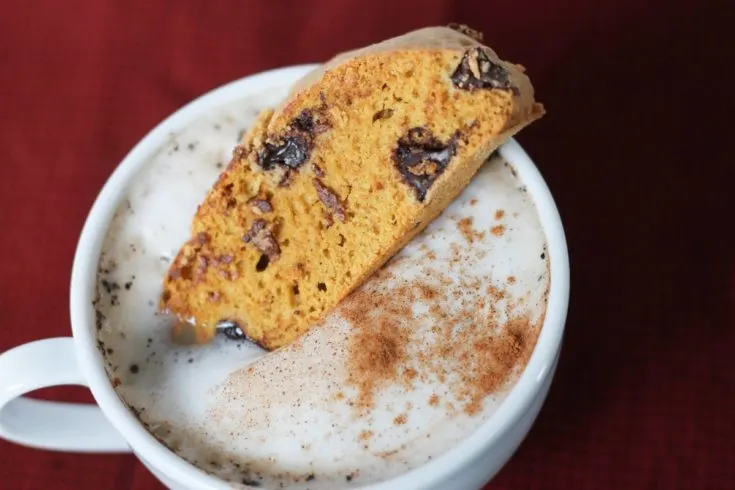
248, 197, 273, 214
217, 320, 267, 350
291, 110, 315, 133
242, 219, 280, 261
451, 48, 518, 94
447, 23, 484, 42
259, 136, 309, 170
393, 128, 457, 201
258, 108, 331, 171
313, 179, 346, 223
372, 108, 394, 122
216, 320, 249, 341
292, 109, 331, 135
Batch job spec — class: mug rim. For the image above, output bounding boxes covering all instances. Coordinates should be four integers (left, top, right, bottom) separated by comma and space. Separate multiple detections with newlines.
70, 64, 569, 490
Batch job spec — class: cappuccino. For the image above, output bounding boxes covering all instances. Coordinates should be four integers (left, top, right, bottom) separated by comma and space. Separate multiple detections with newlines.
94, 84, 549, 489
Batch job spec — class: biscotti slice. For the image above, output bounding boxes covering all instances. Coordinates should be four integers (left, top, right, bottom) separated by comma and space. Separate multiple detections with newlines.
160, 25, 544, 350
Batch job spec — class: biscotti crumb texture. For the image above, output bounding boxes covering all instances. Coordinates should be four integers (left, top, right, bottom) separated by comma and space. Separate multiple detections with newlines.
161, 25, 544, 350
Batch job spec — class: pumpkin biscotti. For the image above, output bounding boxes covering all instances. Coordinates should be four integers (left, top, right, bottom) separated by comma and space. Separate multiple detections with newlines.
160, 25, 544, 349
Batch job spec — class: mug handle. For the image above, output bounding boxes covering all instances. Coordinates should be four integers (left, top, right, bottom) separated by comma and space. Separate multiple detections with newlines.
0, 337, 130, 452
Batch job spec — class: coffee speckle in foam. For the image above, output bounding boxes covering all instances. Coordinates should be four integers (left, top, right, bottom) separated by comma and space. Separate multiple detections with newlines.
93, 85, 550, 489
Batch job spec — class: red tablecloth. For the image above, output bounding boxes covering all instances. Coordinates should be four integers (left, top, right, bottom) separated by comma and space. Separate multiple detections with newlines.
2, 0, 733, 488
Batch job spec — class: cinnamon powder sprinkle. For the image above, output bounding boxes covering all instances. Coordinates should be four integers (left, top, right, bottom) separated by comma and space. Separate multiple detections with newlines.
495, 209, 505, 220
490, 224, 505, 237
487, 285, 505, 300
342, 258, 543, 417
457, 217, 485, 244
404, 368, 418, 381
462, 317, 537, 415
417, 283, 439, 301
343, 288, 410, 411
377, 449, 400, 459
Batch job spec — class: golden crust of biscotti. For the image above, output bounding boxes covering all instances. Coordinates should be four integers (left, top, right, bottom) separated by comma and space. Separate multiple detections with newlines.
160, 25, 544, 350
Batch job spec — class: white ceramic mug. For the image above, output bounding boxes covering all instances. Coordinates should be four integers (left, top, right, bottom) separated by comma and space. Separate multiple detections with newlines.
0, 65, 569, 490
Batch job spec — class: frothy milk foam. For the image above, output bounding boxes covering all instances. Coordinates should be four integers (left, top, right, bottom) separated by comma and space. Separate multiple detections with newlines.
94, 84, 549, 489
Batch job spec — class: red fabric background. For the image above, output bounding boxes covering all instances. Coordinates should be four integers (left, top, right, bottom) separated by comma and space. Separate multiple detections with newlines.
1, 0, 733, 488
